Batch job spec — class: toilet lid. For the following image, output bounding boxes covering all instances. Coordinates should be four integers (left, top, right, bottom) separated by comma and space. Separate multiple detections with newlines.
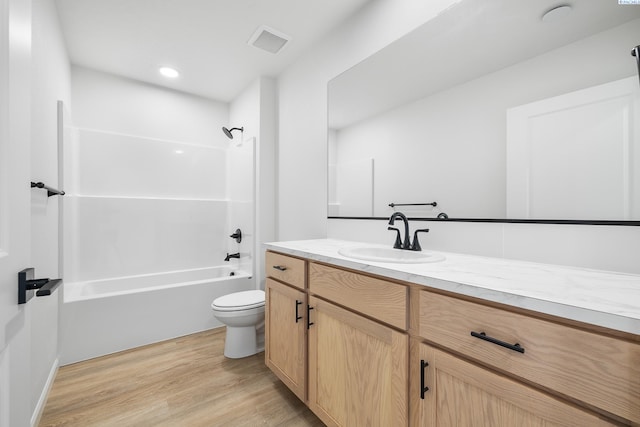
212, 290, 265, 311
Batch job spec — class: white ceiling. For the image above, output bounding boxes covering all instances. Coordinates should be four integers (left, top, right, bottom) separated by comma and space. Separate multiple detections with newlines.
55, 0, 372, 102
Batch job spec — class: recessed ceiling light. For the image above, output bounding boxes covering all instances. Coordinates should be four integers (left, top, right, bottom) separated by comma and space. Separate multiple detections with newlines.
542, 5, 572, 23
159, 66, 180, 79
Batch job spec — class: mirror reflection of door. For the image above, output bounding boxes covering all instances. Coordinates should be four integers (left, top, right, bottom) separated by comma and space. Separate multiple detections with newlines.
507, 77, 640, 220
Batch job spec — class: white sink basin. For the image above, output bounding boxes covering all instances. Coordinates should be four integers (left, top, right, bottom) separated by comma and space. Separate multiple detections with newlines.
338, 247, 445, 264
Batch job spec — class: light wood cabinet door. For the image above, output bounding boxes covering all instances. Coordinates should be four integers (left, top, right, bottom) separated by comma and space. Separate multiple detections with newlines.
265, 278, 307, 401
409, 340, 615, 427
308, 296, 408, 427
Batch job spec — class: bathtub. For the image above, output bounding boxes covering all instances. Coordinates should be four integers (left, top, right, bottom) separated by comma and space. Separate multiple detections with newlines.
60, 266, 255, 365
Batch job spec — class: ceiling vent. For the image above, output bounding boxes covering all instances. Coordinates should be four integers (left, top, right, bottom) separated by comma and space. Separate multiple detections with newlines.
248, 25, 290, 54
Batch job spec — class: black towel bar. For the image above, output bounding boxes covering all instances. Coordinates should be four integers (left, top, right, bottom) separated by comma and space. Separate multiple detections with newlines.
389, 201, 437, 208
31, 181, 65, 197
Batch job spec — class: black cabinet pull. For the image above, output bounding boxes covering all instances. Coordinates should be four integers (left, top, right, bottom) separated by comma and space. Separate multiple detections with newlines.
295, 300, 303, 323
471, 331, 525, 354
420, 359, 429, 399
272, 265, 287, 271
307, 305, 314, 329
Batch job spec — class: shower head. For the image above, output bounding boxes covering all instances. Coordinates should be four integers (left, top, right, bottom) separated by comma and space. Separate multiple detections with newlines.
222, 126, 244, 139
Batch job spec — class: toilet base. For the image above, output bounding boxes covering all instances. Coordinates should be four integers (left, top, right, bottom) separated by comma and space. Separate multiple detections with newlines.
223, 325, 263, 358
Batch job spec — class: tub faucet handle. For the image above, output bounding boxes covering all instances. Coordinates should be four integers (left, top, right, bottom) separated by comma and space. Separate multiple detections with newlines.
229, 229, 242, 243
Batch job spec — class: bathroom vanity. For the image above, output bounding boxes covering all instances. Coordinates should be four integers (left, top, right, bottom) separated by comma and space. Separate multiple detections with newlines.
264, 239, 640, 426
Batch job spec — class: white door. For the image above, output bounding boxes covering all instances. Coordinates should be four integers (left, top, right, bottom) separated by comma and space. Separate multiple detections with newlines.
0, 0, 32, 425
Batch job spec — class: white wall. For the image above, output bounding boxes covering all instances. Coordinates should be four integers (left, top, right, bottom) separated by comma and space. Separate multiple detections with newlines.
257, 78, 277, 288
277, 0, 462, 240
29, 0, 71, 424
278, 1, 640, 275
71, 67, 228, 147
229, 77, 277, 289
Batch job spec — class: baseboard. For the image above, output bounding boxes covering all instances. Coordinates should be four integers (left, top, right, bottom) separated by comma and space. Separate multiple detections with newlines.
31, 357, 59, 427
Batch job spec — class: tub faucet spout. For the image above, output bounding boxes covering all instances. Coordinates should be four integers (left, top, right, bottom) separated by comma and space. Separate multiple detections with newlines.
224, 252, 240, 262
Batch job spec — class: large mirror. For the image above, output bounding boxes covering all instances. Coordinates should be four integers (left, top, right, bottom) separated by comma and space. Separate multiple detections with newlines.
328, 0, 640, 222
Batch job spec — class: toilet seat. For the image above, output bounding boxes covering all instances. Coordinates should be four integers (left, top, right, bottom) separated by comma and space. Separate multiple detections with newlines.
211, 290, 265, 312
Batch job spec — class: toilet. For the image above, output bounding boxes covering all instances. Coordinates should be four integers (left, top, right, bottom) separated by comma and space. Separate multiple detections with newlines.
211, 290, 265, 358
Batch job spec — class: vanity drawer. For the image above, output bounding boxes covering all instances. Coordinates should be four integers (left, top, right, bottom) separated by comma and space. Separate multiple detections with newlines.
265, 251, 306, 290
309, 262, 407, 330
419, 290, 640, 424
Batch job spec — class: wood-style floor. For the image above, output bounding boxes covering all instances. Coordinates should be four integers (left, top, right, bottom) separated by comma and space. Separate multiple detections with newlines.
39, 328, 324, 426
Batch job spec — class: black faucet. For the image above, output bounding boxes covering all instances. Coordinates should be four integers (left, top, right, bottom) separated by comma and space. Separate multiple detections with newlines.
388, 212, 411, 249
224, 252, 240, 261
388, 212, 429, 251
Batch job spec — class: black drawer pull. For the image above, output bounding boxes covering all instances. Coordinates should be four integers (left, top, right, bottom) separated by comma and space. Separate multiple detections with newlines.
420, 359, 429, 399
295, 300, 303, 323
471, 331, 525, 354
307, 305, 314, 329
272, 265, 287, 271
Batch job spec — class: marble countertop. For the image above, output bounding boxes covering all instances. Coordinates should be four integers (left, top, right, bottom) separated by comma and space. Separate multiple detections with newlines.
264, 239, 640, 335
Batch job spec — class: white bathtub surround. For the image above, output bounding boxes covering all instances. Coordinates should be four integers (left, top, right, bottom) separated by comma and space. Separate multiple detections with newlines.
59, 69, 263, 364
264, 239, 640, 335
60, 129, 241, 363
62, 128, 232, 282
65, 67, 243, 282
61, 268, 253, 365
